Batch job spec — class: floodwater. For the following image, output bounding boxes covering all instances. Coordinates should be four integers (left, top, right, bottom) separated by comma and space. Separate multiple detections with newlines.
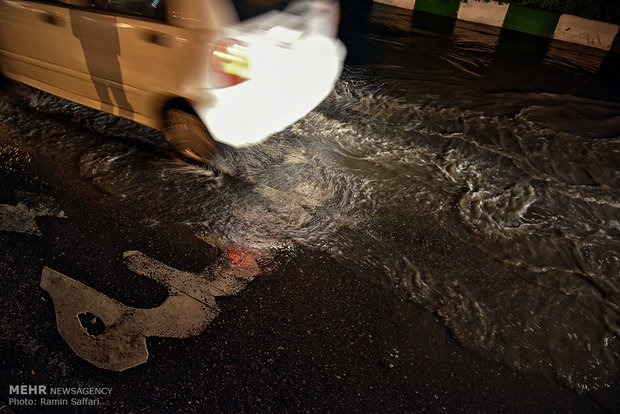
1, 3, 619, 398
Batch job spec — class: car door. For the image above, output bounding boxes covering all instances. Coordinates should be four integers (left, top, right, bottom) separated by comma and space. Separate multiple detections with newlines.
0, 0, 70, 95
110, 0, 209, 123
64, 3, 139, 118
63, 0, 202, 125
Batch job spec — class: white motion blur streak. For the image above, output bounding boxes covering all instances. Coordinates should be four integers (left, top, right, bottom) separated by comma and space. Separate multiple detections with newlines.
198, 1, 346, 147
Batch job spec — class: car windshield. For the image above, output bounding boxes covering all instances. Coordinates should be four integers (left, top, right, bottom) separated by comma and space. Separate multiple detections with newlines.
231, 0, 292, 21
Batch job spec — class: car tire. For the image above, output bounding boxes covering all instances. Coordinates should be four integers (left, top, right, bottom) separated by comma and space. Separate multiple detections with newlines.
164, 107, 217, 163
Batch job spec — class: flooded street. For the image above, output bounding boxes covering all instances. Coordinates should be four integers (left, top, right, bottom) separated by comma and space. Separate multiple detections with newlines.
1, 3, 619, 412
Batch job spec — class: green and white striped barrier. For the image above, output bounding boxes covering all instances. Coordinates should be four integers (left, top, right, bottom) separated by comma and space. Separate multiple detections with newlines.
374, 0, 620, 51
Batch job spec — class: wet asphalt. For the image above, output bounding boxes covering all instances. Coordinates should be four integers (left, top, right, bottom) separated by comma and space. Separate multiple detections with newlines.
0, 163, 608, 413
0, 93, 612, 413
2, 3, 620, 413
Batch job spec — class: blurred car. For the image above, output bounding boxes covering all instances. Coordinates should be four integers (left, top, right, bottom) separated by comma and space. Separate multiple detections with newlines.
0, 0, 345, 162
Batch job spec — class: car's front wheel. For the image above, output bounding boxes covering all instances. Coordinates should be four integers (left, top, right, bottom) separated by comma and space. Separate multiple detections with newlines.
164, 107, 217, 163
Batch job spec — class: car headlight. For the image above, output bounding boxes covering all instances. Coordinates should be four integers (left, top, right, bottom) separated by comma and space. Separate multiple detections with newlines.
210, 38, 251, 88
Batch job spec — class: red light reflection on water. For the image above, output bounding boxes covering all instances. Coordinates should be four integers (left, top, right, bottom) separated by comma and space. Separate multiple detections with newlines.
224, 244, 255, 269
220, 244, 291, 280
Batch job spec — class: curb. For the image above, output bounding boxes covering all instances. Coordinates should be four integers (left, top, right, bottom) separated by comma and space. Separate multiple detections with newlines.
374, 0, 620, 51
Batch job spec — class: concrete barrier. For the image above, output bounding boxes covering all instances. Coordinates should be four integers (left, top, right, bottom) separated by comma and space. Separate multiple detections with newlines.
373, 0, 620, 51
457, 1, 509, 28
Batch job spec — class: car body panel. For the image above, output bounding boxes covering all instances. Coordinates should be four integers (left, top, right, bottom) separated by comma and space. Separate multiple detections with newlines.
0, 0, 345, 148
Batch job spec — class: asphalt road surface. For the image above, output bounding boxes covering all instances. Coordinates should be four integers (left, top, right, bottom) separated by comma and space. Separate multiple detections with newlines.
1, 3, 619, 413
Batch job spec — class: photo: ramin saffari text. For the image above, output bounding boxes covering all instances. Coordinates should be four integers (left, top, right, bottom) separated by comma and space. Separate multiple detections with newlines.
1, 0, 619, 412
